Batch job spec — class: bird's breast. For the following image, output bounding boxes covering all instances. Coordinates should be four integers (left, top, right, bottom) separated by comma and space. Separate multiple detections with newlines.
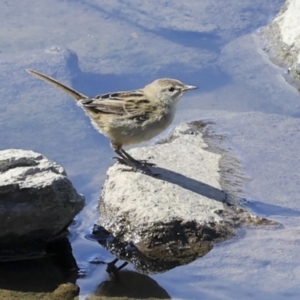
83, 104, 177, 146
121, 105, 176, 145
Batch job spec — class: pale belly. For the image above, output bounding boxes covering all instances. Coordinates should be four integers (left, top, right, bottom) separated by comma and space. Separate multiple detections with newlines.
112, 110, 175, 146
86, 106, 176, 146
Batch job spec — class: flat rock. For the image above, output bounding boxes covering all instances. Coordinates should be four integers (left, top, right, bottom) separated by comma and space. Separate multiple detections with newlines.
98, 122, 274, 273
0, 149, 85, 261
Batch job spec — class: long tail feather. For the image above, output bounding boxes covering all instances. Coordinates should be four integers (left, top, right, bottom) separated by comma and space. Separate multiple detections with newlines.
26, 69, 87, 101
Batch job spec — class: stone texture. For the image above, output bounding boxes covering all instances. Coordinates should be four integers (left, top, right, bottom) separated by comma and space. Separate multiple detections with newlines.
0, 149, 84, 260
98, 122, 273, 273
261, 0, 300, 84
0, 283, 79, 300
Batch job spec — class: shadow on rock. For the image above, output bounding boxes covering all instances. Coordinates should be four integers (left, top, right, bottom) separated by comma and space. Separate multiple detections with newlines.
145, 165, 230, 205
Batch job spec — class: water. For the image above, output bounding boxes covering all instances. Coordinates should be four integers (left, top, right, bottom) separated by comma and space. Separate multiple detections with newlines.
2, 0, 300, 299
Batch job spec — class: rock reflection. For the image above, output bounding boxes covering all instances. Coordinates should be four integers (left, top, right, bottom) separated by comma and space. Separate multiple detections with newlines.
91, 224, 212, 274
0, 238, 79, 298
87, 270, 171, 300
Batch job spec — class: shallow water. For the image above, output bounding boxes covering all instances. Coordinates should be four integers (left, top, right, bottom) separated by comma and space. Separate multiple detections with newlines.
2, 0, 300, 299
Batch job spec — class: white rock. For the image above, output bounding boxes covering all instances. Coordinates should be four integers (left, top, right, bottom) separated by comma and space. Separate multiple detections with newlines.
0, 149, 84, 260
261, 0, 300, 81
98, 122, 271, 272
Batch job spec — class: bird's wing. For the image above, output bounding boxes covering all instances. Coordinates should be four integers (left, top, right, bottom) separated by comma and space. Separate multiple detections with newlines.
81, 98, 126, 115
123, 98, 159, 123
81, 90, 152, 117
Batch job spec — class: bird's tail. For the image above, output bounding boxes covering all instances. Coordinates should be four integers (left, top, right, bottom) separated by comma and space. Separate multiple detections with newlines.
26, 69, 87, 101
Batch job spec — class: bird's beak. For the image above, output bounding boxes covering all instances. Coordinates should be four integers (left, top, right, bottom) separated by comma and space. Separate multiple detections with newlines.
183, 85, 198, 91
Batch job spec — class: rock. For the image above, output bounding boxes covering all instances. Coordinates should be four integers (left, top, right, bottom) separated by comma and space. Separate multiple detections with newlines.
0, 283, 79, 300
97, 122, 275, 273
53, 283, 80, 299
261, 0, 300, 84
0, 149, 84, 261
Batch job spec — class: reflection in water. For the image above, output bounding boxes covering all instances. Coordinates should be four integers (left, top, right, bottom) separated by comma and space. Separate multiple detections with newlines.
87, 270, 171, 299
0, 238, 78, 293
90, 224, 213, 274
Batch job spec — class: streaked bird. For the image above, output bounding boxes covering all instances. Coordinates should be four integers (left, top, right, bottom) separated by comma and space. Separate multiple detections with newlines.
26, 69, 198, 173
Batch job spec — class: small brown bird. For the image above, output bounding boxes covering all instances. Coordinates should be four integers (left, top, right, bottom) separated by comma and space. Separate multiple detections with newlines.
26, 69, 197, 173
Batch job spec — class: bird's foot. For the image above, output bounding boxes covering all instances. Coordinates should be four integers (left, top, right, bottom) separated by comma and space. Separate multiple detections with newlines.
113, 156, 155, 167
113, 157, 159, 176
112, 157, 128, 166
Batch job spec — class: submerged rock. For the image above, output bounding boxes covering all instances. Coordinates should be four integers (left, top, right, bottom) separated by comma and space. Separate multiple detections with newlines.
0, 149, 85, 261
97, 122, 275, 273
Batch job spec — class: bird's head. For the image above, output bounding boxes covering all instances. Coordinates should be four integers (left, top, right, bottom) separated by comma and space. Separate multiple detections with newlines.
144, 78, 198, 105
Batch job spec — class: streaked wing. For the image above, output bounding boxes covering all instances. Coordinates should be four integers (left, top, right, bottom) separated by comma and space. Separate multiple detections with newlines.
123, 99, 157, 123
81, 89, 150, 117
124, 98, 152, 115
82, 98, 126, 115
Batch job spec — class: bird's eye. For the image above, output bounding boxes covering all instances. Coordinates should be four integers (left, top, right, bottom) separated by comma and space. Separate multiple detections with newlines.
168, 87, 175, 92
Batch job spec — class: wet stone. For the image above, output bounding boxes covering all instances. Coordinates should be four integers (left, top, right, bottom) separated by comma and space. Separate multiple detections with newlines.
97, 122, 276, 273
0, 149, 85, 261
261, 0, 300, 85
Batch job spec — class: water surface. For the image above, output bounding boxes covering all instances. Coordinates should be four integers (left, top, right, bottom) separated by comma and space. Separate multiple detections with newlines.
2, 0, 300, 299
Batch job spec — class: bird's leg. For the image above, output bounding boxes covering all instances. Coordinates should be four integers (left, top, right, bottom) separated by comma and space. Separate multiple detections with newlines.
117, 149, 159, 176
111, 143, 155, 174
114, 148, 138, 171
121, 149, 156, 167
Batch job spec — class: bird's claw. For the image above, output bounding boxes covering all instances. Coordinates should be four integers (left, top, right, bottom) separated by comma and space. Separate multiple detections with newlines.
112, 157, 159, 176
112, 156, 155, 167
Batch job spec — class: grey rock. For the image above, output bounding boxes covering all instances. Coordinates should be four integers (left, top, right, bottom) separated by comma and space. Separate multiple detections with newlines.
0, 283, 79, 300
98, 122, 274, 273
0, 149, 84, 260
261, 0, 300, 84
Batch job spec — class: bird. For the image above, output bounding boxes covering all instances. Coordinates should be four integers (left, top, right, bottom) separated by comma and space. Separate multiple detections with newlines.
26, 69, 198, 173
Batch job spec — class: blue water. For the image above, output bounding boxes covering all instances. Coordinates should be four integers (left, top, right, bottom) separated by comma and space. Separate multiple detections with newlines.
3, 0, 300, 299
